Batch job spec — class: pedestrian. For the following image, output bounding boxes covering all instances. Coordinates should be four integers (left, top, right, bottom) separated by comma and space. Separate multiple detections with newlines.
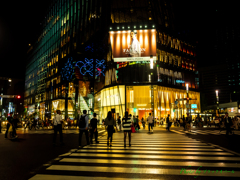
224, 112, 233, 135
117, 116, 122, 131
136, 115, 140, 131
182, 115, 186, 130
53, 110, 64, 146
12, 114, 19, 138
133, 115, 136, 129
122, 111, 132, 147
166, 114, 171, 131
78, 110, 90, 147
104, 111, 116, 147
141, 117, 145, 129
233, 116, 239, 130
147, 113, 153, 133
5, 112, 13, 139
90, 113, 99, 144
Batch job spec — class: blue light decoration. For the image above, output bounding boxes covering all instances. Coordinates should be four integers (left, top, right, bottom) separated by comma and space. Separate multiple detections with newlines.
61, 57, 75, 81
75, 58, 106, 77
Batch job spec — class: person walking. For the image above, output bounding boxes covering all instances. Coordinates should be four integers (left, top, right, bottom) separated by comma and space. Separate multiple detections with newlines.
12, 114, 19, 138
104, 111, 116, 147
182, 115, 186, 130
53, 110, 64, 146
233, 116, 239, 130
122, 111, 132, 147
166, 114, 171, 131
136, 115, 140, 131
117, 116, 122, 131
78, 110, 90, 147
90, 113, 99, 144
224, 112, 233, 135
5, 112, 13, 139
147, 113, 154, 133
141, 117, 145, 129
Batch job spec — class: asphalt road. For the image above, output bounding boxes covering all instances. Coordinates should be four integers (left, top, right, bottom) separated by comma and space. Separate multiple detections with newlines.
0, 128, 106, 180
1, 126, 240, 180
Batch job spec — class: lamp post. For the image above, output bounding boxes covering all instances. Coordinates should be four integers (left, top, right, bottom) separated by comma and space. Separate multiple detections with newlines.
150, 55, 154, 122
186, 83, 189, 117
216, 90, 219, 116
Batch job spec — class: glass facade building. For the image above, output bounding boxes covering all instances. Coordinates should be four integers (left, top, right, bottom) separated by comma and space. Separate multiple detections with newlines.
25, 0, 200, 121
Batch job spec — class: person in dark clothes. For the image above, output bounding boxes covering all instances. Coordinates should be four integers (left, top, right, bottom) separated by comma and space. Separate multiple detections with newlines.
90, 113, 99, 144
105, 111, 116, 147
166, 114, 171, 131
224, 112, 233, 135
12, 114, 19, 138
78, 110, 90, 147
117, 116, 122, 131
182, 115, 186, 131
5, 112, 13, 139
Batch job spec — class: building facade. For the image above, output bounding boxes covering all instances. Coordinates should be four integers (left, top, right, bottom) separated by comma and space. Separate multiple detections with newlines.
25, 0, 200, 121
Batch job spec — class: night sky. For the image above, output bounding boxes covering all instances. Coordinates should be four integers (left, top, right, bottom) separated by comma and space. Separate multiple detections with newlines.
0, 1, 238, 79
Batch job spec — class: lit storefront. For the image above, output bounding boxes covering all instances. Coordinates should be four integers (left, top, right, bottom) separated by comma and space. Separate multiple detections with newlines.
95, 85, 200, 122
94, 85, 125, 122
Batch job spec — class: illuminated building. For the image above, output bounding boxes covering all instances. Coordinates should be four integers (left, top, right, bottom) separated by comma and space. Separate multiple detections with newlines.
25, 0, 200, 121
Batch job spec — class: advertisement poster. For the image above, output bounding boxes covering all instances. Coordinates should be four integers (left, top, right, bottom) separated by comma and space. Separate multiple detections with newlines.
110, 29, 156, 62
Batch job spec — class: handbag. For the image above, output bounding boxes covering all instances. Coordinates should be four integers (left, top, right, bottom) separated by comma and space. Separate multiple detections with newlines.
131, 125, 136, 133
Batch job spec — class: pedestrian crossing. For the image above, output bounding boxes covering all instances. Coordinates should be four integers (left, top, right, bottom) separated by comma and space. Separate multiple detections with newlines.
1, 129, 106, 135
172, 129, 240, 135
29, 133, 240, 180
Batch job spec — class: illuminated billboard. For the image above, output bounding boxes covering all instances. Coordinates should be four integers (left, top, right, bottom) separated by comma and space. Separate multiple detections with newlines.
110, 29, 156, 62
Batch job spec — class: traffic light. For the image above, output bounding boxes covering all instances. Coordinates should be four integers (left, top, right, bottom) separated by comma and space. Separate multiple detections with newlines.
16, 95, 21, 99
134, 108, 137, 113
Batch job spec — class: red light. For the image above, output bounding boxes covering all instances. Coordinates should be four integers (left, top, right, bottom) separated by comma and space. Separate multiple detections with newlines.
17, 96, 21, 99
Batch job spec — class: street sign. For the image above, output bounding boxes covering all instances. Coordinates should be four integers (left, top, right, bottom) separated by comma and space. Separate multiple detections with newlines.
0, 95, 15, 98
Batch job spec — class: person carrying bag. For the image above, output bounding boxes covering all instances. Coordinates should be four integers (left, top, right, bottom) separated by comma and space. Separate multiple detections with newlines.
104, 111, 116, 147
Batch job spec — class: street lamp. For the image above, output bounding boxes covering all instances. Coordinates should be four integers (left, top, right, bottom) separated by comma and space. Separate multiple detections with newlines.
216, 90, 219, 116
186, 83, 189, 117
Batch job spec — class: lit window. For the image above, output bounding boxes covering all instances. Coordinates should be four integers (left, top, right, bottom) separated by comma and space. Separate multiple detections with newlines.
130, 90, 134, 103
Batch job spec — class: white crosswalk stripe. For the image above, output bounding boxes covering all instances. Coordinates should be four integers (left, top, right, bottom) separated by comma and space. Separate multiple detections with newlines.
172, 129, 240, 135
29, 133, 240, 180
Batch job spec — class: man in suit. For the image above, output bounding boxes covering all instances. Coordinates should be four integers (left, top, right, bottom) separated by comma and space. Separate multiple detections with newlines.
224, 112, 233, 135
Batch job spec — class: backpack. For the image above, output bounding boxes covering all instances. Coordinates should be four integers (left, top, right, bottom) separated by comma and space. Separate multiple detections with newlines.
79, 115, 86, 128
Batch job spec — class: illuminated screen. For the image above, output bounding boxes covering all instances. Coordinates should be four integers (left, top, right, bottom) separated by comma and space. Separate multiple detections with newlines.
191, 104, 197, 109
110, 29, 156, 62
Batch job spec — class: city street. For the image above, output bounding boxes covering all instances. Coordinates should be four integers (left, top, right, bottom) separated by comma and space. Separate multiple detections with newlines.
1, 126, 239, 180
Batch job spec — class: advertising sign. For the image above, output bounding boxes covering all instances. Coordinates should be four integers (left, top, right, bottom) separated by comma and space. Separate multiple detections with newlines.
110, 29, 157, 62
191, 104, 197, 109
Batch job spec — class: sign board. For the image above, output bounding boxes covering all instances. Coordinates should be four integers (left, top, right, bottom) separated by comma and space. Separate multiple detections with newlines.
191, 104, 197, 109
176, 80, 185, 83
0, 95, 15, 98
110, 29, 157, 62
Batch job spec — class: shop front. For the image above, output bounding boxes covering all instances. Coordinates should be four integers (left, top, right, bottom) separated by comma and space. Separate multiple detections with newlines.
95, 85, 201, 122
94, 85, 125, 123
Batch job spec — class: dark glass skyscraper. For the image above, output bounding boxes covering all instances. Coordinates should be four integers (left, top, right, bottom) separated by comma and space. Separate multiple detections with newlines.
25, 0, 200, 121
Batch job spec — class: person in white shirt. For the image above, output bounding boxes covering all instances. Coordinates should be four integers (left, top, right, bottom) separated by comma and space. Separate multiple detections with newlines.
53, 110, 64, 146
147, 113, 154, 133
